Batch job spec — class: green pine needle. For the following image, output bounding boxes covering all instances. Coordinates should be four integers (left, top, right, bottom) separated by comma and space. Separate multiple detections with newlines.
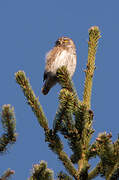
0, 104, 17, 153
15, 71, 49, 131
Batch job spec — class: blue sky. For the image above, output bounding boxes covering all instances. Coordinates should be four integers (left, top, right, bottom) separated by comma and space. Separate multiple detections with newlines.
0, 1, 119, 179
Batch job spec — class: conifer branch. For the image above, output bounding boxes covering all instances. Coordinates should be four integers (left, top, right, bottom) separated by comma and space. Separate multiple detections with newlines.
87, 142, 97, 159
106, 162, 119, 180
56, 66, 95, 172
0, 105, 16, 153
53, 89, 82, 164
75, 26, 101, 177
45, 130, 63, 153
45, 130, 78, 179
55, 67, 85, 165
56, 66, 79, 107
14, 26, 119, 180
69, 106, 92, 164
53, 89, 76, 133
56, 66, 75, 92
15, 71, 49, 131
88, 133, 119, 179
58, 151, 79, 179
15, 70, 78, 178
83, 26, 101, 109
57, 171, 73, 180
88, 162, 101, 180
71, 107, 94, 164
29, 161, 54, 180
0, 168, 15, 180
96, 132, 114, 161
77, 107, 94, 176
95, 132, 119, 178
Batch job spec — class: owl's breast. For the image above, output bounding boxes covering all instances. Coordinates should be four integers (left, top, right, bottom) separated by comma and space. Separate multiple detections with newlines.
45, 49, 77, 77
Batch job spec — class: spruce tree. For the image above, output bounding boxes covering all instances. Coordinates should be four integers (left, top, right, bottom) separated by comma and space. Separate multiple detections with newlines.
2, 26, 119, 179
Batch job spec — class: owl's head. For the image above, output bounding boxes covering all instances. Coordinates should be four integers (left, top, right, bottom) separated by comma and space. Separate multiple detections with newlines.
55, 37, 75, 49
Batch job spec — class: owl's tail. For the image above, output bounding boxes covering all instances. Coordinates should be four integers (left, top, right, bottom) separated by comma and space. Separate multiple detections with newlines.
41, 77, 57, 95
41, 83, 50, 95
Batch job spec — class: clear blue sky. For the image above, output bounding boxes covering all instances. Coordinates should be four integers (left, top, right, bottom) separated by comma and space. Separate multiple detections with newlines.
0, 1, 119, 179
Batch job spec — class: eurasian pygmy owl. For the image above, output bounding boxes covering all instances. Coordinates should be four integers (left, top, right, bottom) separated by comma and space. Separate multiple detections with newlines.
42, 37, 77, 95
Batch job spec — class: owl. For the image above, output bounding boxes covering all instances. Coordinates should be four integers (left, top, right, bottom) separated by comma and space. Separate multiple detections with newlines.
42, 36, 77, 95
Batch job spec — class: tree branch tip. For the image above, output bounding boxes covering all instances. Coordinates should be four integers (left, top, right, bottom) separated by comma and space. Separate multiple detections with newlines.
96, 132, 112, 142
0, 169, 15, 180
88, 26, 100, 33
15, 70, 25, 80
15, 70, 25, 75
9, 170, 15, 175
2, 104, 13, 110
88, 26, 101, 40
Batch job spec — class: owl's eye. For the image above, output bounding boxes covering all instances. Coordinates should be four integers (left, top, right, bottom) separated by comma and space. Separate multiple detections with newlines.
55, 40, 60, 46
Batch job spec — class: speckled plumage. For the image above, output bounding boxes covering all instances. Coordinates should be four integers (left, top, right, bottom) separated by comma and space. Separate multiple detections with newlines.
42, 37, 77, 95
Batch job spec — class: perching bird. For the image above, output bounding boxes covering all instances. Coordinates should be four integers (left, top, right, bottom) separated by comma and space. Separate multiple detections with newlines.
42, 36, 77, 95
